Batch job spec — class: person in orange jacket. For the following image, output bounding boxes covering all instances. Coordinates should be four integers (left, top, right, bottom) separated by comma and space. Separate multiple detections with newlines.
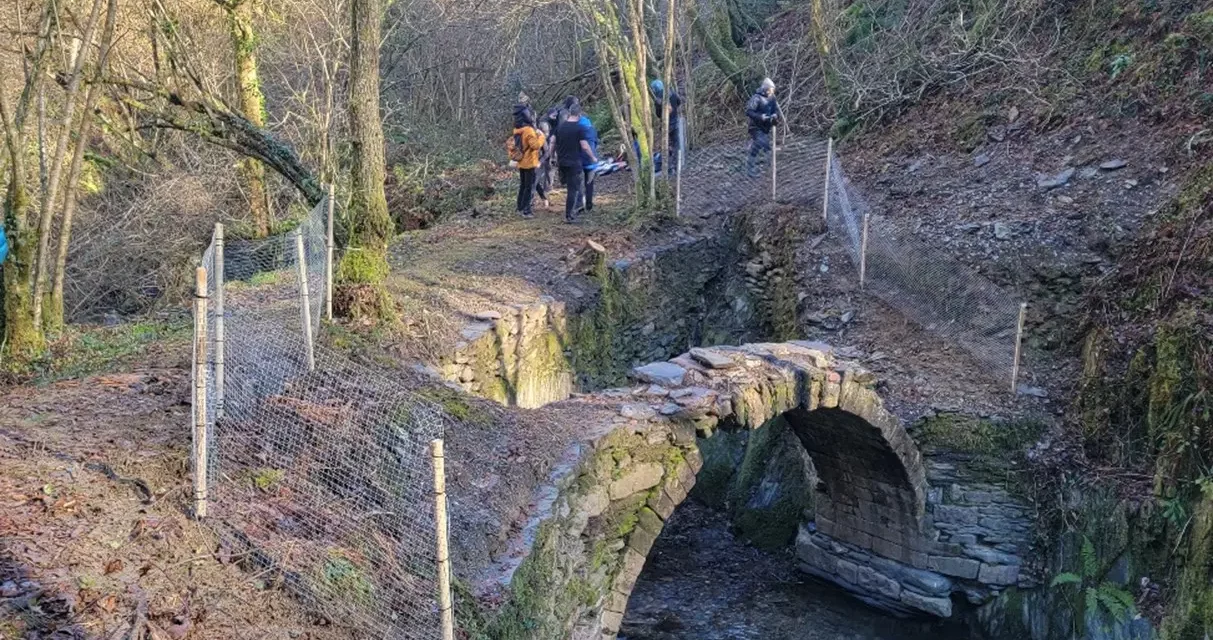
508, 110, 546, 219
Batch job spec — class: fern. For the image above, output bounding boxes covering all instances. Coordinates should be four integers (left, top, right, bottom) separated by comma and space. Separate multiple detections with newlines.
1080, 536, 1098, 579
1049, 535, 1138, 634
1051, 572, 1082, 587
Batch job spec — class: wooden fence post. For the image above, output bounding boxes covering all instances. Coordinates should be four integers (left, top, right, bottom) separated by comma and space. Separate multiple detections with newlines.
822, 138, 834, 225
675, 132, 683, 218
213, 224, 225, 418
770, 131, 778, 201
192, 266, 209, 519
1011, 302, 1028, 394
295, 229, 315, 372
432, 439, 455, 640
860, 213, 870, 289
325, 184, 335, 322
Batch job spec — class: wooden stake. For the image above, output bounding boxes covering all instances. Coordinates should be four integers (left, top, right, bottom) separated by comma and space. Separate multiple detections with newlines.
295, 229, 315, 372
1011, 302, 1028, 394
822, 138, 834, 225
674, 127, 683, 218
770, 131, 778, 201
213, 224, 225, 418
432, 439, 455, 640
859, 213, 870, 289
325, 184, 335, 322
192, 267, 209, 519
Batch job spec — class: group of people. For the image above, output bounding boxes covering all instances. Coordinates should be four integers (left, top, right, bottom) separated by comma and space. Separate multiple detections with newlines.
509, 94, 600, 223
506, 76, 780, 221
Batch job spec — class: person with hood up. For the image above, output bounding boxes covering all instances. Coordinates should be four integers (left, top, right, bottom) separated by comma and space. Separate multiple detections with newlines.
649, 79, 683, 175
554, 98, 598, 223
508, 108, 546, 219
745, 77, 780, 177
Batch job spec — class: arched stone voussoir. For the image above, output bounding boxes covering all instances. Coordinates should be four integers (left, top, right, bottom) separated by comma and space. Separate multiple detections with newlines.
632, 341, 928, 524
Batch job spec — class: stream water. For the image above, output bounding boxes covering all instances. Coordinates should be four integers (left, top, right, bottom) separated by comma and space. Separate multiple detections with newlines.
620, 500, 975, 640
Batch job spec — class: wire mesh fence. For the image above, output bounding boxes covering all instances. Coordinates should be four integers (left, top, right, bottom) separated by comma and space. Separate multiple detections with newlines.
819, 152, 1026, 387
675, 131, 1025, 388
191, 196, 449, 639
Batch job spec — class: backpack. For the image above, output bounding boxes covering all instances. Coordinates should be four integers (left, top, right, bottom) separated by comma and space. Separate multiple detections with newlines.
506, 131, 525, 162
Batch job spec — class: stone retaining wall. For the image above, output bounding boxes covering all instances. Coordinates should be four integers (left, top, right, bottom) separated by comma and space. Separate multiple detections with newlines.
435, 204, 813, 407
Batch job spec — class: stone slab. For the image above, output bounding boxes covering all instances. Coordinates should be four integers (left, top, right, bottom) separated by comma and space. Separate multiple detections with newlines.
632, 362, 687, 386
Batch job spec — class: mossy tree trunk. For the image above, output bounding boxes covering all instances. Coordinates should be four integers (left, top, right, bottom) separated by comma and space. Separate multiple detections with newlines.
342, 0, 392, 285
217, 0, 272, 237
0, 3, 54, 361
582, 0, 657, 209
689, 3, 755, 99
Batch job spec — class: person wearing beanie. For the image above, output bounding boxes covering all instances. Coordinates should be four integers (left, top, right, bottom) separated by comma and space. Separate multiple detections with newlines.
554, 99, 598, 223
649, 79, 684, 175
513, 91, 536, 129
745, 77, 780, 177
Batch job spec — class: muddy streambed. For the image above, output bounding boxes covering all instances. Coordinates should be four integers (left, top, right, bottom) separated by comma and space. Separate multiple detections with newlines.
620, 500, 974, 640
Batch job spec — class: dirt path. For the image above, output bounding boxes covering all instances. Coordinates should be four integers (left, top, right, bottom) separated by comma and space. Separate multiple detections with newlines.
0, 370, 342, 639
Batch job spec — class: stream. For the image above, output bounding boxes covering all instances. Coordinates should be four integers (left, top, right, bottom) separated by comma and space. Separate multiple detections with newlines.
620, 500, 975, 640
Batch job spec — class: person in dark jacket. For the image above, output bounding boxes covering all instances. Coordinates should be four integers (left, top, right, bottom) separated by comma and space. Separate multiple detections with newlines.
554, 99, 598, 223
560, 96, 600, 213
650, 79, 683, 175
745, 77, 779, 177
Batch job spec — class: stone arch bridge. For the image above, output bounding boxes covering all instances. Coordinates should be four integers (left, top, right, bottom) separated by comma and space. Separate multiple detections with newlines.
477, 341, 1034, 639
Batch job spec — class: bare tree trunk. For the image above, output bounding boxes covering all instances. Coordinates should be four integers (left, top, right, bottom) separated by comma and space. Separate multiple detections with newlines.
222, 0, 271, 237
47, 0, 117, 332
661, 0, 676, 181
343, 0, 392, 284
32, 0, 104, 331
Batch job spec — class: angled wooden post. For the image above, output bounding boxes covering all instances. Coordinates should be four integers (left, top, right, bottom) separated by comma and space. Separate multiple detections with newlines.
860, 213, 870, 289
295, 229, 315, 371
1011, 302, 1028, 394
192, 266, 209, 519
822, 137, 834, 225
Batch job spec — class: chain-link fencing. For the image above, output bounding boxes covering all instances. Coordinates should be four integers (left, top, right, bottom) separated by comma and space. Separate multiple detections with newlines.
191, 197, 450, 639
674, 132, 1025, 388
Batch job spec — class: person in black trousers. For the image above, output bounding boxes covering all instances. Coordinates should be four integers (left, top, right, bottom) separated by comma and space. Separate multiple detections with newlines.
553, 99, 597, 223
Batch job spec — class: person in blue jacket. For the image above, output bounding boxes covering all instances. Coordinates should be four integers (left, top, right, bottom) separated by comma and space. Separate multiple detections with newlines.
0, 222, 8, 265
650, 79, 683, 175
563, 95, 600, 214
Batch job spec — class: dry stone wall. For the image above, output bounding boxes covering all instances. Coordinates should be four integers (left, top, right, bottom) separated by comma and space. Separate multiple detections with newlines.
434, 206, 812, 407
